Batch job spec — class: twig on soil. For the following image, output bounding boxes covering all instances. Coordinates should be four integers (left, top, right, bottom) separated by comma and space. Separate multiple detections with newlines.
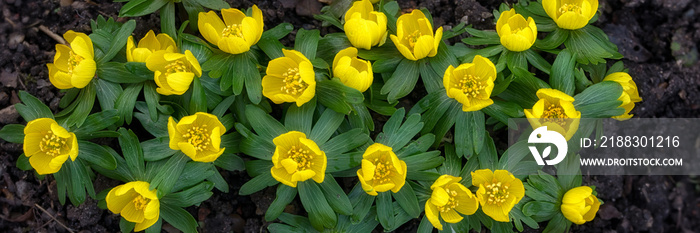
38, 25, 67, 45
34, 204, 75, 233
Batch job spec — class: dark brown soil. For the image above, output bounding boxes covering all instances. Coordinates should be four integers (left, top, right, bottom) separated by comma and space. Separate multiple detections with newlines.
1, 0, 699, 232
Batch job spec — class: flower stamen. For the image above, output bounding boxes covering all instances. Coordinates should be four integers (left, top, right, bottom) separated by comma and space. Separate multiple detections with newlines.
222, 24, 244, 38
280, 68, 308, 95
542, 104, 567, 125
558, 3, 582, 15
67, 51, 84, 75
182, 125, 210, 151
484, 181, 511, 206
405, 30, 422, 50
456, 74, 487, 98
132, 195, 150, 211
288, 145, 314, 171
372, 156, 394, 184
164, 60, 189, 76
436, 187, 461, 213
40, 131, 68, 157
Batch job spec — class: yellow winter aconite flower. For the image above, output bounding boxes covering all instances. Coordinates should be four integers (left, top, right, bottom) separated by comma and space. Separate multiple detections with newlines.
561, 186, 601, 225
390, 9, 443, 61
444, 55, 496, 112
471, 169, 525, 222
343, 0, 387, 50
22, 118, 78, 175
126, 30, 177, 63
198, 5, 264, 54
603, 72, 642, 120
543, 0, 598, 30
168, 112, 226, 162
47, 30, 96, 89
106, 181, 160, 232
271, 131, 326, 187
425, 175, 479, 230
496, 9, 537, 52
146, 50, 202, 95
332, 47, 373, 92
524, 89, 581, 141
262, 49, 316, 107
356, 143, 407, 196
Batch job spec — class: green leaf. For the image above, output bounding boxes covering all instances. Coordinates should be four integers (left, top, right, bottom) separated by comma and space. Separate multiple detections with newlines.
525, 49, 552, 74
439, 144, 461, 176
294, 29, 320, 60
543, 213, 570, 233
298, 181, 337, 230
381, 59, 420, 103
59, 88, 79, 109
16, 154, 31, 171
376, 191, 395, 229
78, 140, 117, 170
418, 60, 442, 93
245, 105, 286, 141
119, 0, 168, 17
97, 62, 152, 83
258, 36, 285, 59
265, 184, 298, 221
318, 174, 353, 215
348, 183, 375, 223
150, 152, 190, 196
322, 128, 370, 155
239, 173, 278, 195
160, 204, 198, 233
207, 169, 229, 193
162, 181, 214, 207
143, 82, 160, 122
73, 110, 119, 135
317, 78, 365, 114
94, 79, 123, 111
197, 0, 230, 10
477, 132, 498, 170
285, 98, 316, 134
172, 162, 215, 192
455, 111, 485, 158
0, 124, 24, 143
393, 184, 420, 218
189, 77, 207, 114
142, 137, 176, 161
62, 82, 96, 128
214, 153, 244, 171
309, 108, 344, 145
115, 83, 143, 125
160, 2, 177, 38
97, 20, 135, 63
535, 27, 569, 50
15, 91, 53, 121
565, 25, 622, 65
134, 111, 169, 138
372, 57, 402, 73
243, 53, 263, 104
574, 81, 624, 118
483, 100, 524, 125
119, 217, 136, 233
316, 33, 352, 62
118, 128, 145, 180
550, 49, 576, 96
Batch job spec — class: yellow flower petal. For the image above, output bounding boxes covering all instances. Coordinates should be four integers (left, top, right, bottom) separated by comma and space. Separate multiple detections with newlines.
425, 202, 443, 230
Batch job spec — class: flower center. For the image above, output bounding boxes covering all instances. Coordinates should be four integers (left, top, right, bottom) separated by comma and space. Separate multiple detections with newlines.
40, 131, 68, 157
436, 187, 460, 213
67, 51, 84, 75
222, 24, 244, 38
132, 195, 150, 211
288, 145, 314, 171
405, 30, 422, 50
485, 182, 510, 206
558, 3, 582, 15
164, 60, 189, 76
182, 125, 210, 151
280, 68, 308, 95
372, 157, 393, 184
542, 104, 567, 125
456, 74, 487, 98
